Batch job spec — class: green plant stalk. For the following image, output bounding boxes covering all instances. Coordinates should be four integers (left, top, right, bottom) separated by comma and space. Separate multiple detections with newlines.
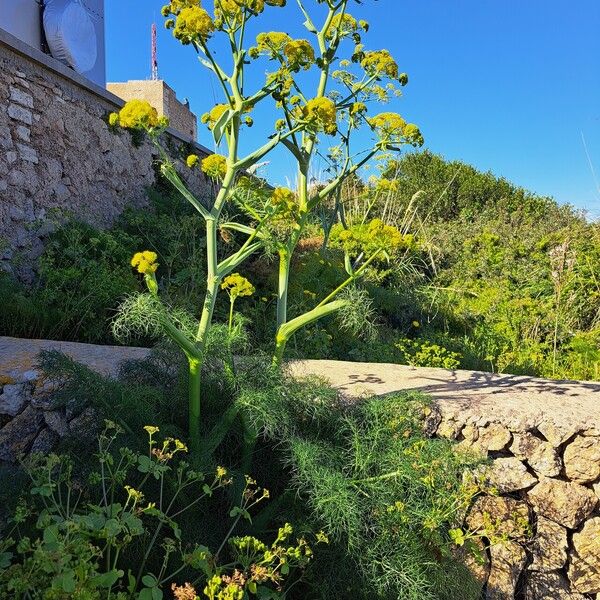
273, 247, 382, 365
273, 299, 346, 367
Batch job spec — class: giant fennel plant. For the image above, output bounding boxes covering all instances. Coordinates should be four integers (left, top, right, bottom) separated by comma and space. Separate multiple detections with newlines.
112, 0, 423, 453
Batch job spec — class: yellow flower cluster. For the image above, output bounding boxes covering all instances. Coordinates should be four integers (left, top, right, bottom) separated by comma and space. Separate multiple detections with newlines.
283, 39, 315, 71
255, 31, 291, 54
330, 219, 414, 258
131, 250, 159, 274
325, 12, 362, 39
113, 99, 163, 130
186, 154, 199, 168
298, 97, 337, 135
172, 5, 215, 43
252, 32, 313, 69
201, 154, 228, 179
270, 186, 297, 214
350, 101, 367, 116
361, 50, 399, 80
221, 273, 255, 299
201, 103, 229, 129
368, 112, 424, 147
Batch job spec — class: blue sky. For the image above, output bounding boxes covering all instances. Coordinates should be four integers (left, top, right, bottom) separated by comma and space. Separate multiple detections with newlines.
106, 0, 600, 215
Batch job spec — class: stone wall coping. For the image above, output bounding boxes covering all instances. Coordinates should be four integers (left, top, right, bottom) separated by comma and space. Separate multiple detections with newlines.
1, 336, 599, 433
0, 26, 212, 157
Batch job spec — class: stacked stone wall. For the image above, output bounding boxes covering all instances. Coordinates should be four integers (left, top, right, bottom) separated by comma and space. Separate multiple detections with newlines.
0, 28, 213, 279
428, 404, 600, 598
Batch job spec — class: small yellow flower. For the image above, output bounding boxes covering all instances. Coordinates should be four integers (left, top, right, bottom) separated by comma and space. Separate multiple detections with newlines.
131, 251, 159, 275
412, 320, 420, 328
221, 273, 255, 300
173, 438, 188, 453
201, 154, 227, 180
108, 112, 119, 126
216, 466, 227, 479
186, 154, 199, 168
125, 485, 145, 504
144, 425, 160, 436
316, 530, 329, 544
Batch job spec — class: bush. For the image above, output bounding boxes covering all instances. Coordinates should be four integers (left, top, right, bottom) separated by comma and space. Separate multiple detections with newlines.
0, 422, 313, 599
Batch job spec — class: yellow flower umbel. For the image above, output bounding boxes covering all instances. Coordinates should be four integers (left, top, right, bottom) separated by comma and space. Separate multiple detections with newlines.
222, 273, 255, 333
113, 99, 163, 130
131, 251, 159, 294
186, 154, 199, 168
283, 39, 315, 71
361, 50, 399, 80
222, 273, 255, 300
170, 5, 215, 44
270, 186, 297, 216
201, 154, 228, 180
131, 251, 159, 274
298, 97, 338, 135
325, 12, 362, 39
367, 112, 423, 148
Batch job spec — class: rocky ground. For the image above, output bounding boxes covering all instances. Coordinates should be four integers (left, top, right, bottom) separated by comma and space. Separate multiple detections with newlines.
2, 337, 600, 599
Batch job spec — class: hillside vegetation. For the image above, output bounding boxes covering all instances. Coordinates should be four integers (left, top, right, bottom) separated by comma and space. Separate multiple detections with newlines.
2, 151, 598, 381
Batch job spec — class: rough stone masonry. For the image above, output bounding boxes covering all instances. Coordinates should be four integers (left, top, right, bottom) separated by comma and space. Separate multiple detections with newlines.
1, 338, 600, 599
0, 27, 214, 280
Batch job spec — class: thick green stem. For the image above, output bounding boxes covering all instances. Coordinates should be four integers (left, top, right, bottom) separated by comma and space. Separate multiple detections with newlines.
188, 358, 202, 455
273, 299, 347, 367
277, 249, 290, 329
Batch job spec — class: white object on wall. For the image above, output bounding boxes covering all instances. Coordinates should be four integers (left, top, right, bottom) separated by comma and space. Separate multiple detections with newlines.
43, 0, 105, 86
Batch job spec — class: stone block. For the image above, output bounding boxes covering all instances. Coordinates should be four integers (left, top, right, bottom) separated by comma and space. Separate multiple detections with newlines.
7, 103, 32, 125
0, 383, 30, 416
526, 571, 586, 599
16, 143, 39, 164
486, 540, 527, 600
563, 435, 600, 483
10, 86, 34, 108
0, 405, 44, 461
487, 457, 538, 493
15, 125, 30, 142
569, 517, 600, 594
529, 516, 568, 572
510, 432, 562, 477
528, 478, 597, 529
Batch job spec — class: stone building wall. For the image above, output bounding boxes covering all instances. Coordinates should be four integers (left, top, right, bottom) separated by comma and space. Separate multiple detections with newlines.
0, 27, 213, 279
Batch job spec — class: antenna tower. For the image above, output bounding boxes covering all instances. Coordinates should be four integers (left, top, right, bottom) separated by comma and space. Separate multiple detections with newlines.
151, 23, 159, 80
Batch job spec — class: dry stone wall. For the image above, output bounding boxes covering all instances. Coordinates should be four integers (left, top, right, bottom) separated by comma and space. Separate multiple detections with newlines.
0, 28, 214, 280
428, 408, 600, 599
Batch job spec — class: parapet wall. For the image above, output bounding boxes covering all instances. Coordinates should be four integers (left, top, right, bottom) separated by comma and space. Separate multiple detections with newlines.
0, 28, 213, 279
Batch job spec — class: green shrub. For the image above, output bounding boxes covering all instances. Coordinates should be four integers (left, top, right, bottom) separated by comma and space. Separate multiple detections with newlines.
0, 423, 313, 599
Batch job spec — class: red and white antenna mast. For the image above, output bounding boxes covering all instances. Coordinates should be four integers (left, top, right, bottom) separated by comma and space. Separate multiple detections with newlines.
151, 23, 159, 80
